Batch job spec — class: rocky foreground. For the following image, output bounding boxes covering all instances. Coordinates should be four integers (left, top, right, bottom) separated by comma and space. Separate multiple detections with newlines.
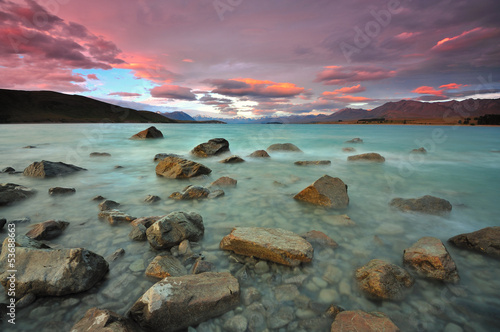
0, 128, 498, 331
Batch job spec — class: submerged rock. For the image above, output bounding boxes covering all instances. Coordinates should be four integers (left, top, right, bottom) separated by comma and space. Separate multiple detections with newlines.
89, 152, 111, 157
191, 138, 230, 157
355, 259, 414, 301
0, 183, 36, 206
294, 175, 349, 209
26, 220, 69, 240
130, 126, 164, 139
220, 227, 314, 266
23, 160, 86, 178
448, 227, 500, 258
0, 242, 108, 299
154, 153, 180, 162
266, 143, 302, 152
248, 150, 270, 158
390, 195, 452, 215
169, 185, 210, 200
146, 211, 204, 250
1, 167, 15, 173
211, 176, 237, 187
294, 160, 331, 166
347, 153, 385, 162
98, 210, 135, 225
48, 187, 76, 195
411, 147, 427, 154
403, 237, 459, 282
144, 195, 161, 204
71, 307, 139, 332
145, 254, 187, 279
301, 230, 338, 248
98, 199, 120, 211
345, 138, 363, 143
220, 155, 245, 163
208, 189, 225, 199
330, 310, 400, 332
128, 272, 240, 332
155, 156, 212, 179
342, 147, 355, 152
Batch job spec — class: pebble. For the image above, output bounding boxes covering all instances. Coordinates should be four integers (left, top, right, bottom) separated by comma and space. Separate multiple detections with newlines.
242, 287, 262, 306
268, 306, 295, 329
254, 261, 270, 274
312, 276, 328, 289
318, 288, 339, 304
322, 265, 343, 284
444, 323, 464, 332
295, 309, 316, 319
129, 259, 145, 272
223, 315, 248, 332
338, 279, 351, 296
275, 284, 300, 302
305, 281, 320, 293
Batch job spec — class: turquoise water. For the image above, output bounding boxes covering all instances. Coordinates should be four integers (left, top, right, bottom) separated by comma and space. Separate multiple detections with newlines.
0, 123, 499, 331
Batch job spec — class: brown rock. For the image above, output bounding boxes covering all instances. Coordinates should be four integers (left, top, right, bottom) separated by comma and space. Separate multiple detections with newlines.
220, 155, 245, 163
191, 138, 230, 157
355, 259, 414, 301
48, 187, 75, 195
0, 183, 36, 206
220, 227, 313, 267
207, 189, 225, 199
248, 150, 270, 158
98, 210, 135, 225
98, 199, 120, 211
294, 175, 349, 209
403, 237, 459, 282
145, 254, 187, 279
448, 226, 500, 258
144, 195, 161, 204
130, 126, 164, 139
26, 220, 69, 240
267, 143, 302, 152
128, 272, 240, 332
146, 211, 204, 250
155, 156, 212, 179
347, 153, 385, 162
342, 147, 355, 152
71, 307, 139, 332
294, 160, 331, 166
169, 185, 210, 200
154, 153, 180, 162
411, 147, 427, 154
23, 160, 86, 178
191, 260, 215, 274
330, 310, 400, 332
131, 216, 163, 228
301, 230, 338, 248
89, 152, 111, 157
211, 176, 237, 187
390, 195, 452, 215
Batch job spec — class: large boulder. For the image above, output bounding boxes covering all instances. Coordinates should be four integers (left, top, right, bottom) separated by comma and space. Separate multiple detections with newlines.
191, 138, 229, 157
330, 310, 400, 332
355, 259, 414, 301
294, 160, 331, 166
128, 272, 240, 332
248, 150, 270, 158
169, 185, 210, 200
23, 160, 86, 178
347, 153, 385, 162
146, 212, 204, 250
0, 183, 36, 206
294, 175, 349, 209
130, 126, 164, 139
403, 237, 459, 282
155, 156, 212, 179
266, 143, 302, 152
390, 195, 452, 215
220, 227, 313, 267
0, 241, 108, 299
448, 227, 500, 258
71, 307, 139, 332
26, 220, 69, 240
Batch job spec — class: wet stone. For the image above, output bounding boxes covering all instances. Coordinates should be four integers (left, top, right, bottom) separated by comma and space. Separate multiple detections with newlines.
275, 284, 300, 302
268, 306, 295, 329
242, 287, 261, 306
224, 315, 248, 332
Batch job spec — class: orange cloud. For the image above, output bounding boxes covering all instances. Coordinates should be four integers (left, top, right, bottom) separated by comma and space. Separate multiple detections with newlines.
182, 59, 194, 63
439, 83, 466, 90
322, 84, 366, 96
323, 95, 374, 103
432, 27, 500, 52
206, 78, 305, 98
411, 86, 443, 95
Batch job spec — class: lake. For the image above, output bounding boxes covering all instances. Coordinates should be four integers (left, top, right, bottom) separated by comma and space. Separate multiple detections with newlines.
1, 123, 499, 331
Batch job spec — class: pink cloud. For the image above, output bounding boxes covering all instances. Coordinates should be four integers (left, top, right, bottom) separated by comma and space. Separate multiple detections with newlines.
432, 27, 500, 52
439, 83, 466, 90
87, 74, 99, 80
322, 95, 374, 103
411, 86, 443, 96
205, 78, 305, 99
182, 59, 194, 63
150, 84, 197, 100
315, 66, 396, 85
108, 92, 141, 97
322, 84, 366, 96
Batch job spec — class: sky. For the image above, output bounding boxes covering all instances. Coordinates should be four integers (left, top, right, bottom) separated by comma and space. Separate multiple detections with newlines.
1, 0, 500, 118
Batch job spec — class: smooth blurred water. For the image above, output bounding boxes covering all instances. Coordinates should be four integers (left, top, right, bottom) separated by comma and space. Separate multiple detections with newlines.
0, 123, 499, 331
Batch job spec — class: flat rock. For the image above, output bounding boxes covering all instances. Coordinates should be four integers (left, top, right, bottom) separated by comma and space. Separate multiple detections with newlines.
128, 272, 240, 332
89, 152, 111, 157
208, 189, 225, 199
448, 227, 500, 258
191, 138, 230, 157
301, 230, 338, 248
266, 143, 302, 152
169, 185, 210, 200
146, 211, 204, 250
347, 153, 385, 162
211, 176, 237, 187
130, 126, 164, 139
403, 237, 459, 282
154, 153, 180, 162
355, 259, 414, 301
220, 227, 313, 267
71, 307, 139, 332
26, 220, 69, 240
191, 260, 215, 274
294, 160, 331, 166
98, 210, 135, 225
98, 199, 120, 211
345, 138, 363, 143
23, 160, 86, 178
145, 254, 187, 279
156, 156, 212, 179
248, 150, 270, 158
0, 242, 108, 299
0, 183, 36, 206
48, 187, 76, 195
330, 310, 400, 332
390, 195, 452, 215
294, 175, 349, 209
220, 155, 245, 163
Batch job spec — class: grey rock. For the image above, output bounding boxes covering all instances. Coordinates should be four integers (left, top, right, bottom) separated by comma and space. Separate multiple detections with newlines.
92, 195, 106, 201
25, 220, 69, 240
0, 183, 36, 206
268, 306, 294, 329
191, 138, 230, 157
208, 189, 225, 199
144, 195, 161, 204
390, 195, 452, 215
130, 126, 164, 139
154, 153, 180, 162
191, 259, 215, 274
107, 248, 125, 262
294, 160, 331, 166
145, 254, 188, 279
448, 226, 500, 258
129, 224, 147, 241
98, 210, 135, 225
248, 150, 270, 158
89, 152, 111, 157
345, 138, 363, 143
16, 293, 37, 309
98, 199, 120, 211
23, 160, 86, 178
347, 153, 385, 162
72, 307, 139, 332
242, 287, 261, 306
220, 155, 245, 163
224, 315, 248, 332
1, 167, 15, 173
267, 143, 302, 152
169, 185, 210, 200
48, 187, 76, 195
146, 211, 204, 250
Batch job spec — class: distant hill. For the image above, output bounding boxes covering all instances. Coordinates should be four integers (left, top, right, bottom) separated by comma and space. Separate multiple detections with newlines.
0, 89, 178, 123
161, 111, 196, 121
